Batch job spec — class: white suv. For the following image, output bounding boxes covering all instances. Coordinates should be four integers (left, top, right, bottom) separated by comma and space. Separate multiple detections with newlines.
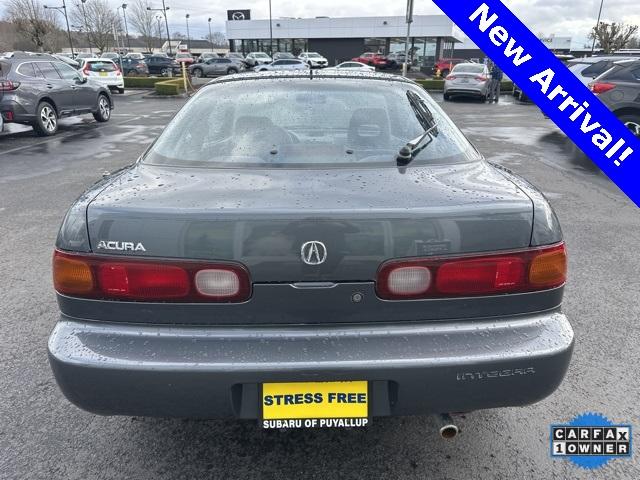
298, 52, 328, 68
245, 52, 273, 67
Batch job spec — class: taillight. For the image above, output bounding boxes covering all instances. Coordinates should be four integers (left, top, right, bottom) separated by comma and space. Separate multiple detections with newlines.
376, 243, 567, 300
589, 82, 616, 95
52, 250, 251, 302
475, 75, 488, 81
114, 65, 122, 76
0, 80, 20, 91
83, 64, 91, 75
445, 75, 456, 80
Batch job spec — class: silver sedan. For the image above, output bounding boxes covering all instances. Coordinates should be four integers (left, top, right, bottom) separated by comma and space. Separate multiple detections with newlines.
443, 63, 490, 101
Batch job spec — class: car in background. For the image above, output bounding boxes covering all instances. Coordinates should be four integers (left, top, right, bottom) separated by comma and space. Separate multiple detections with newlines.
352, 52, 389, 69
144, 55, 181, 76
119, 57, 149, 76
0, 53, 112, 136
298, 52, 328, 68
568, 55, 640, 86
78, 58, 125, 94
386, 52, 409, 70
100, 52, 120, 62
123, 52, 145, 61
245, 52, 272, 67
188, 58, 243, 78
589, 58, 640, 138
175, 52, 195, 66
272, 52, 296, 61
197, 52, 218, 63
76, 52, 93, 60
48, 71, 572, 426
52, 54, 79, 69
443, 62, 490, 101
254, 59, 309, 72
323, 61, 375, 72
433, 58, 467, 77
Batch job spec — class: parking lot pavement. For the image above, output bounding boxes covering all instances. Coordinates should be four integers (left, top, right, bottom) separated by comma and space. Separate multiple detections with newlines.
1, 93, 638, 480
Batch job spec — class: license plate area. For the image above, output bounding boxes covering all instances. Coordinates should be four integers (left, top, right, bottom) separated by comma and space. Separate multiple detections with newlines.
261, 381, 370, 429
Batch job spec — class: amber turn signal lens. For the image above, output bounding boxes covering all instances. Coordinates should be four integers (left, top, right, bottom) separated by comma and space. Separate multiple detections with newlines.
528, 247, 567, 287
53, 252, 94, 294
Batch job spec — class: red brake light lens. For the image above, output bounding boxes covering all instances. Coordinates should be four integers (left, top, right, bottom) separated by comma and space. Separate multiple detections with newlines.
0, 80, 19, 91
445, 75, 456, 80
589, 82, 616, 95
376, 243, 567, 300
53, 250, 251, 302
475, 75, 488, 81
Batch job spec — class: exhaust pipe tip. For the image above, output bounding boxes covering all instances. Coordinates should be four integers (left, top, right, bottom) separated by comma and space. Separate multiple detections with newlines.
437, 414, 459, 439
439, 424, 459, 439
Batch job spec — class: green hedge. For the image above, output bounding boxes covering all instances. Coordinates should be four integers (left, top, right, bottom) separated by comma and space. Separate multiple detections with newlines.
414, 79, 514, 92
123, 77, 170, 89
154, 78, 185, 95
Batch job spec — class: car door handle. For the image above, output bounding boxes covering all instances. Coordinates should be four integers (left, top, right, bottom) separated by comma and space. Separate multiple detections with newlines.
46, 84, 53, 89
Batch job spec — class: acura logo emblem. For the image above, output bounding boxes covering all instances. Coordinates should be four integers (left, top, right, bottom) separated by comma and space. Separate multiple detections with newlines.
232, 11, 245, 20
301, 241, 327, 265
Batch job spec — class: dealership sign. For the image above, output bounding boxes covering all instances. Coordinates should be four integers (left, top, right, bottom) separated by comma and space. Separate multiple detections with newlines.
433, 1, 640, 207
227, 9, 251, 21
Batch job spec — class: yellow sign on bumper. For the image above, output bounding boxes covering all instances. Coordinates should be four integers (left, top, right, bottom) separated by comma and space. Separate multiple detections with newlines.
261, 381, 369, 429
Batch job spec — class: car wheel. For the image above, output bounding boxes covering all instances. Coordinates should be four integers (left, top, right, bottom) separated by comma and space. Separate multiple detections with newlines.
160, 67, 169, 77
617, 114, 640, 138
92, 94, 111, 123
117, 87, 125, 94
127, 69, 137, 77
33, 101, 58, 136
192, 68, 203, 78
443, 93, 451, 101
227, 68, 238, 74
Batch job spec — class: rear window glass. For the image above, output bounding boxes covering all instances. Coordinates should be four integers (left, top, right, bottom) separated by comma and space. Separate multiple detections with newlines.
87, 61, 116, 72
16, 62, 37, 77
0, 61, 10, 77
581, 61, 612, 78
144, 79, 478, 169
452, 64, 484, 74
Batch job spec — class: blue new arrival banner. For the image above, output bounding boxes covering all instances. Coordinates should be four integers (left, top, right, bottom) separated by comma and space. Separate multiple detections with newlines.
432, 1, 640, 207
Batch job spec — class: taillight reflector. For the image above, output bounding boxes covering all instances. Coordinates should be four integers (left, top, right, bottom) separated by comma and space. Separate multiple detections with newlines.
377, 243, 567, 300
52, 250, 251, 302
445, 75, 456, 80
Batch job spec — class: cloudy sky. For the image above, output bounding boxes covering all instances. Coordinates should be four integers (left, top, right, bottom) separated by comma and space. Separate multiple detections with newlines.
141, 0, 638, 47
18, 0, 638, 46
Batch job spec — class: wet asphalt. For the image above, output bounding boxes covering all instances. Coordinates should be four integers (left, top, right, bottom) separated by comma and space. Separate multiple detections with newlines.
0, 90, 638, 480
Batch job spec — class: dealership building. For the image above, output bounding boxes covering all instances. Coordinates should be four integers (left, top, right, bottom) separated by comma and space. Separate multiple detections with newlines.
225, 14, 464, 69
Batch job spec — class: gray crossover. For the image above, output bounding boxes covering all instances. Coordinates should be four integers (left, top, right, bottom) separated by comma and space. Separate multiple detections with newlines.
49, 71, 573, 426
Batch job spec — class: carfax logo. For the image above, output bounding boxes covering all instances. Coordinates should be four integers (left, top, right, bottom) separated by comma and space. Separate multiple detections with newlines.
551, 413, 632, 469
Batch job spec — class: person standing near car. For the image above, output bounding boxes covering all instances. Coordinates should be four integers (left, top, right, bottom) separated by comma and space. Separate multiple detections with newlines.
489, 62, 503, 103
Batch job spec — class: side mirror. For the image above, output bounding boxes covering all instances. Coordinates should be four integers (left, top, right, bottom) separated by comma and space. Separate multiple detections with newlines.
76, 76, 87, 84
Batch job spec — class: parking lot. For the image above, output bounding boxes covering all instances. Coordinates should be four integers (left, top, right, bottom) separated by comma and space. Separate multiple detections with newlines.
0, 91, 638, 479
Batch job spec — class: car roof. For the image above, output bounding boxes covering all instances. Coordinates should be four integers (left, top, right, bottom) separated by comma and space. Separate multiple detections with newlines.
82, 58, 115, 62
569, 55, 640, 64
206, 70, 414, 87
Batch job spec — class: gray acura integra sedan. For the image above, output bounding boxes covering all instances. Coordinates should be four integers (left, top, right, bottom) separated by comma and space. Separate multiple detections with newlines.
49, 71, 573, 432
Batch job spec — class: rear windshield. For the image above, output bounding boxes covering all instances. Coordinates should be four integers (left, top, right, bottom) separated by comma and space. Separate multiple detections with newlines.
0, 61, 10, 77
452, 64, 484, 74
86, 61, 116, 72
143, 78, 478, 169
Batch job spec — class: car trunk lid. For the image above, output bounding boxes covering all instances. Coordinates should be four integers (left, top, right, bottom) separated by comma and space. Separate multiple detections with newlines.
86, 162, 533, 283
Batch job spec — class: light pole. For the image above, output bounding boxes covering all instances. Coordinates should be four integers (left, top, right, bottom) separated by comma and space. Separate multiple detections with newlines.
147, 1, 171, 55
268, 0, 273, 55
185, 13, 190, 51
591, 0, 605, 54
122, 3, 131, 51
402, 0, 414, 77
208, 17, 213, 52
80, 0, 92, 54
44, 1, 74, 56
156, 15, 163, 52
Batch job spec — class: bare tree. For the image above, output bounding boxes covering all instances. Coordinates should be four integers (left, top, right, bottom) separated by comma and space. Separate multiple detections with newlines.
589, 22, 639, 53
204, 31, 228, 48
5, 0, 58, 52
172, 31, 185, 40
128, 0, 155, 52
71, 0, 120, 53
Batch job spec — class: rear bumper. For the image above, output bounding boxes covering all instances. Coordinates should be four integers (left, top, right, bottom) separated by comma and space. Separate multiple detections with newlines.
444, 84, 488, 96
48, 310, 573, 419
